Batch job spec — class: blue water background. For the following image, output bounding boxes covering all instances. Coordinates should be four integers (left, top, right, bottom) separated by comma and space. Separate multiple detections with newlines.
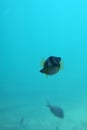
0, 0, 87, 129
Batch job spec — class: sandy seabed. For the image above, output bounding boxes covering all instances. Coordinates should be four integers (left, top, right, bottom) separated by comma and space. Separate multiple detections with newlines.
0, 100, 87, 130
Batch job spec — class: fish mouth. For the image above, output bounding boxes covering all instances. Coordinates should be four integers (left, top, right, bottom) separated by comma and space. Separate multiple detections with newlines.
40, 69, 44, 73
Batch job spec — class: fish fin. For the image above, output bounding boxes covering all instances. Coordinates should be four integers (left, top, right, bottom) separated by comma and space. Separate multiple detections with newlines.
60, 60, 64, 70
45, 74, 48, 78
40, 58, 45, 67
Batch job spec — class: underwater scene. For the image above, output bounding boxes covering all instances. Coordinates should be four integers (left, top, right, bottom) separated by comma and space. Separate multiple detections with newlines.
1, 0, 87, 130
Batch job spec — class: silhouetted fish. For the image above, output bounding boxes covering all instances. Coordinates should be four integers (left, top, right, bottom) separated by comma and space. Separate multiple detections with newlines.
55, 126, 59, 130
20, 117, 24, 125
46, 101, 64, 119
40, 56, 62, 75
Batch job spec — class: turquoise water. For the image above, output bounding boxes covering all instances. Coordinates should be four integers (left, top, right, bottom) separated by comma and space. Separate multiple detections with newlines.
1, 0, 87, 130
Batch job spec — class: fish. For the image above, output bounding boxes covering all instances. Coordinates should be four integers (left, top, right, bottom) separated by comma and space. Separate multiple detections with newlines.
20, 117, 24, 125
40, 56, 63, 76
55, 126, 59, 130
46, 101, 64, 119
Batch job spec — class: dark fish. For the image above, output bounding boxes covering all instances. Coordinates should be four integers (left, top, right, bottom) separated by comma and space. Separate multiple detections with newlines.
46, 101, 64, 119
55, 126, 59, 130
40, 56, 62, 75
20, 117, 24, 125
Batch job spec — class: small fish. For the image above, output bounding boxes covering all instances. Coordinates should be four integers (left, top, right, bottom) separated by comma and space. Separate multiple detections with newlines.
46, 101, 64, 119
55, 126, 59, 130
40, 56, 63, 76
20, 117, 24, 125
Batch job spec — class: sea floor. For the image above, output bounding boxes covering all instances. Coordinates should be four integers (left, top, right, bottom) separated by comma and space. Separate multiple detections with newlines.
0, 99, 87, 130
